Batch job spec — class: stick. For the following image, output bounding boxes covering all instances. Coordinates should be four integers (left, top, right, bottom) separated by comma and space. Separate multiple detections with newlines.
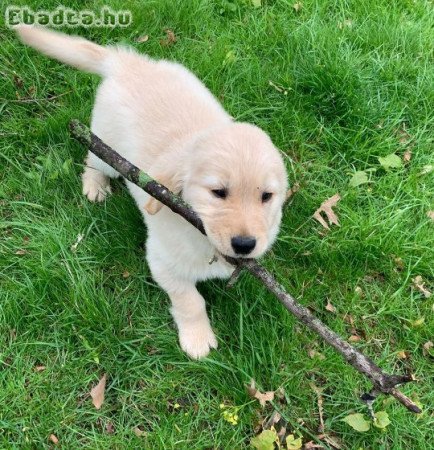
69, 120, 421, 414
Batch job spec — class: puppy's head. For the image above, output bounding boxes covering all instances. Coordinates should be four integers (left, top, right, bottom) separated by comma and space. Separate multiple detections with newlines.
181, 122, 288, 258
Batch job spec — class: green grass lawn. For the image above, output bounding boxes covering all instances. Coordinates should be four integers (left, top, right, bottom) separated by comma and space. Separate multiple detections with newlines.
1, 0, 433, 448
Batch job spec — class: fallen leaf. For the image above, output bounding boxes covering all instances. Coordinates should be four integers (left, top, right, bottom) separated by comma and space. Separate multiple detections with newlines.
411, 317, 425, 327
348, 335, 361, 342
338, 19, 353, 29
373, 411, 391, 429
136, 34, 149, 43
286, 182, 300, 200
269, 80, 289, 95
427, 211, 434, 221
419, 164, 433, 175
393, 256, 404, 270
304, 441, 323, 449
13, 74, 24, 89
412, 276, 432, 298
49, 434, 59, 444
90, 374, 106, 409
160, 28, 176, 46
246, 379, 274, 407
422, 341, 433, 356
343, 314, 355, 326
396, 350, 409, 359
223, 50, 237, 66
71, 233, 84, 252
133, 426, 146, 437
317, 433, 343, 449
293, 2, 303, 12
251, 429, 277, 450
313, 194, 341, 230
308, 349, 325, 360
35, 365, 46, 372
403, 150, 412, 162
310, 383, 324, 433
349, 171, 369, 187
378, 153, 403, 170
397, 123, 411, 145
286, 434, 303, 450
354, 286, 364, 297
325, 300, 336, 314
15, 249, 27, 255
122, 270, 130, 278
341, 413, 370, 432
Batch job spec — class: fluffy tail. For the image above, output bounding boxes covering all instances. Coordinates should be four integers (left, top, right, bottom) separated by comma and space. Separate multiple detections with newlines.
15, 25, 111, 77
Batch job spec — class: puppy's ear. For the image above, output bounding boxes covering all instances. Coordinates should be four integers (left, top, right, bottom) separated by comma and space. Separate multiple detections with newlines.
144, 168, 183, 215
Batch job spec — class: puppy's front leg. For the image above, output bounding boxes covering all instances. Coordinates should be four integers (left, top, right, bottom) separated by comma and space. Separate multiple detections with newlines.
151, 267, 217, 359
170, 283, 218, 359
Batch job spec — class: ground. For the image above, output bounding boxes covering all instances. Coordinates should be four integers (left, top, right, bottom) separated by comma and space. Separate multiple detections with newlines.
1, 0, 433, 448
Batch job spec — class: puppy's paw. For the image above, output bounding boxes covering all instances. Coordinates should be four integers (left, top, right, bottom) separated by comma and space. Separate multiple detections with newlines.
179, 321, 218, 359
82, 171, 111, 202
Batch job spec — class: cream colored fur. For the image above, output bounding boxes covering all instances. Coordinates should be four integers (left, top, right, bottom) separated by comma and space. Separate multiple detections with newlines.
16, 25, 288, 358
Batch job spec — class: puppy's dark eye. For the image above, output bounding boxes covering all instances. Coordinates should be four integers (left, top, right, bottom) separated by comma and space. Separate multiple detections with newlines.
262, 192, 273, 203
212, 188, 228, 199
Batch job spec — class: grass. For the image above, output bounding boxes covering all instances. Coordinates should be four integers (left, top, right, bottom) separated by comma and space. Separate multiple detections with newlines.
1, 0, 433, 448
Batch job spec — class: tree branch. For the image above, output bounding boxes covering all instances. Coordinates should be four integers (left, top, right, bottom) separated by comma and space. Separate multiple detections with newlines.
69, 120, 421, 414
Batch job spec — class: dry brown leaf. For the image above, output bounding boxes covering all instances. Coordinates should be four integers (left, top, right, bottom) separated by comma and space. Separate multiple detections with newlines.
427, 211, 434, 221
422, 341, 433, 356
396, 350, 409, 359
13, 74, 24, 89
160, 28, 177, 46
348, 335, 361, 342
310, 383, 324, 433
35, 365, 46, 372
15, 249, 27, 255
317, 433, 343, 449
412, 276, 432, 298
133, 426, 146, 437
308, 349, 326, 360
49, 434, 59, 444
136, 34, 149, 43
403, 150, 412, 162
325, 300, 336, 314
397, 124, 411, 145
90, 374, 107, 410
313, 194, 341, 230
122, 270, 130, 278
285, 182, 300, 200
246, 379, 274, 407
304, 442, 324, 449
106, 421, 114, 434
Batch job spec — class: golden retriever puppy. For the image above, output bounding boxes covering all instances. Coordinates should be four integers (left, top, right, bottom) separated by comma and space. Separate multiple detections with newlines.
16, 26, 288, 358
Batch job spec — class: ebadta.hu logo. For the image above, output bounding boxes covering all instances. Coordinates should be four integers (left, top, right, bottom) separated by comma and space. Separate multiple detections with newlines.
5, 5, 132, 28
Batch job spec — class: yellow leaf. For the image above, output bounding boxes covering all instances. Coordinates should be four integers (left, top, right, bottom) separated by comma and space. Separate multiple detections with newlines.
286, 434, 303, 450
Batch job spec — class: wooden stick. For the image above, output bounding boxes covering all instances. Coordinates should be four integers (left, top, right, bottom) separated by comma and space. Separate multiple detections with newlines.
69, 120, 421, 414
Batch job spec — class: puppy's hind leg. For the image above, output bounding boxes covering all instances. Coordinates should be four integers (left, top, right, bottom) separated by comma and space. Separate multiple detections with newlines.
82, 151, 119, 202
151, 263, 218, 359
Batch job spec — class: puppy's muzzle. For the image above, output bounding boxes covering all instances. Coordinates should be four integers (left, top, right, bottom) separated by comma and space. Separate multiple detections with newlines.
231, 236, 256, 255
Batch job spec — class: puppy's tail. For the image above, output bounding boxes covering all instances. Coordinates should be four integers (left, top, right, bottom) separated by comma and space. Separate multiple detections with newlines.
15, 25, 113, 77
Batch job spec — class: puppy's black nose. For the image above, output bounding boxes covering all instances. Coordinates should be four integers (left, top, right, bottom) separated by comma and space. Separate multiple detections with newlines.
231, 236, 256, 255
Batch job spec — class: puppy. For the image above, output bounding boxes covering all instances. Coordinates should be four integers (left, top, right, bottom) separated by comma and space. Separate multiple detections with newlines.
16, 26, 288, 359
